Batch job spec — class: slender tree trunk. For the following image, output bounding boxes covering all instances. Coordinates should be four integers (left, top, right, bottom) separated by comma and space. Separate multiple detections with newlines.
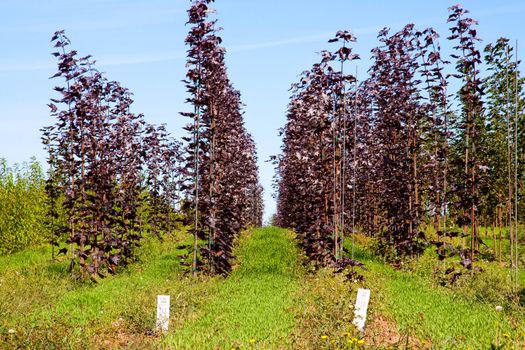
470, 119, 477, 262
463, 120, 469, 252
192, 84, 201, 278
209, 103, 217, 274
493, 218, 497, 259
514, 40, 519, 289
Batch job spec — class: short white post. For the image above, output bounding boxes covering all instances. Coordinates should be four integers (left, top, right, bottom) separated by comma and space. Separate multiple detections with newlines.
156, 295, 170, 333
353, 288, 370, 333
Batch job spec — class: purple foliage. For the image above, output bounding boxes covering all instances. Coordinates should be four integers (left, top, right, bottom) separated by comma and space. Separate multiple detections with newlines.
43, 31, 181, 279
181, 0, 263, 275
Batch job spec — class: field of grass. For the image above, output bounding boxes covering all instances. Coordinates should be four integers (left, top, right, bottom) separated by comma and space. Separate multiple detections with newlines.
0, 229, 192, 348
1, 226, 525, 349
0, 227, 323, 349
163, 227, 303, 349
349, 234, 525, 349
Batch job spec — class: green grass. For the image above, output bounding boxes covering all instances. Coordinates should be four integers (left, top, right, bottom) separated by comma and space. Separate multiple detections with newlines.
0, 244, 54, 273
0, 231, 192, 349
3, 225, 525, 349
0, 226, 308, 349
349, 237, 525, 349
163, 227, 303, 349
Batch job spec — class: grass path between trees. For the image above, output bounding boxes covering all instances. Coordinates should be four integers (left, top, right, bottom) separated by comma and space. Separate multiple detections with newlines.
0, 226, 316, 350
2, 226, 525, 349
164, 226, 303, 349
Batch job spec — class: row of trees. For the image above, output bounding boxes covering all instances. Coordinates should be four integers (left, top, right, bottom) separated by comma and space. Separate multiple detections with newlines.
181, 0, 263, 275
276, 5, 524, 274
43, 31, 183, 278
42, 1, 263, 279
274, 31, 362, 270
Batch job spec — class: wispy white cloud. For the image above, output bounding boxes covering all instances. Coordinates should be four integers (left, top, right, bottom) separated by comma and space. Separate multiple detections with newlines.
97, 51, 186, 66
1, 3, 524, 73
227, 3, 525, 53
0, 61, 53, 73
0, 51, 186, 73
61, 8, 184, 32
228, 33, 332, 52
226, 24, 394, 53
225, 24, 400, 54
225, 21, 435, 54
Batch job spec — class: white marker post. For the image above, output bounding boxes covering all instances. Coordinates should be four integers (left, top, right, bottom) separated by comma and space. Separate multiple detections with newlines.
353, 288, 370, 333
156, 295, 170, 333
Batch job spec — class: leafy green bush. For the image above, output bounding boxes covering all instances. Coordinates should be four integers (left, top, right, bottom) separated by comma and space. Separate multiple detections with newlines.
0, 157, 49, 255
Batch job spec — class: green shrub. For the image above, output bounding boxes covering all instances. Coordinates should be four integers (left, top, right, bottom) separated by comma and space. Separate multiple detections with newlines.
0, 157, 49, 255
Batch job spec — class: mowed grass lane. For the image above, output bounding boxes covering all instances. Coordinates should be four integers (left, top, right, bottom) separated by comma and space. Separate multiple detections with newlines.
164, 226, 303, 349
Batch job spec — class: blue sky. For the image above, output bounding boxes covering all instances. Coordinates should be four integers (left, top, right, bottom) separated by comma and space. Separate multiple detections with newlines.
1, 0, 524, 222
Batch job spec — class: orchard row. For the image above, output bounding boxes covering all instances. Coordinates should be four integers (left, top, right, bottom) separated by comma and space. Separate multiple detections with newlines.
276, 5, 524, 283
42, 0, 262, 280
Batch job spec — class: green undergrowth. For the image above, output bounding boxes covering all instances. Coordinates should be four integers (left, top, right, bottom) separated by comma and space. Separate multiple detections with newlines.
5, 225, 525, 349
0, 229, 192, 349
0, 226, 317, 349
163, 226, 303, 349
163, 226, 366, 350
348, 235, 525, 349
422, 225, 525, 265
289, 267, 365, 350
